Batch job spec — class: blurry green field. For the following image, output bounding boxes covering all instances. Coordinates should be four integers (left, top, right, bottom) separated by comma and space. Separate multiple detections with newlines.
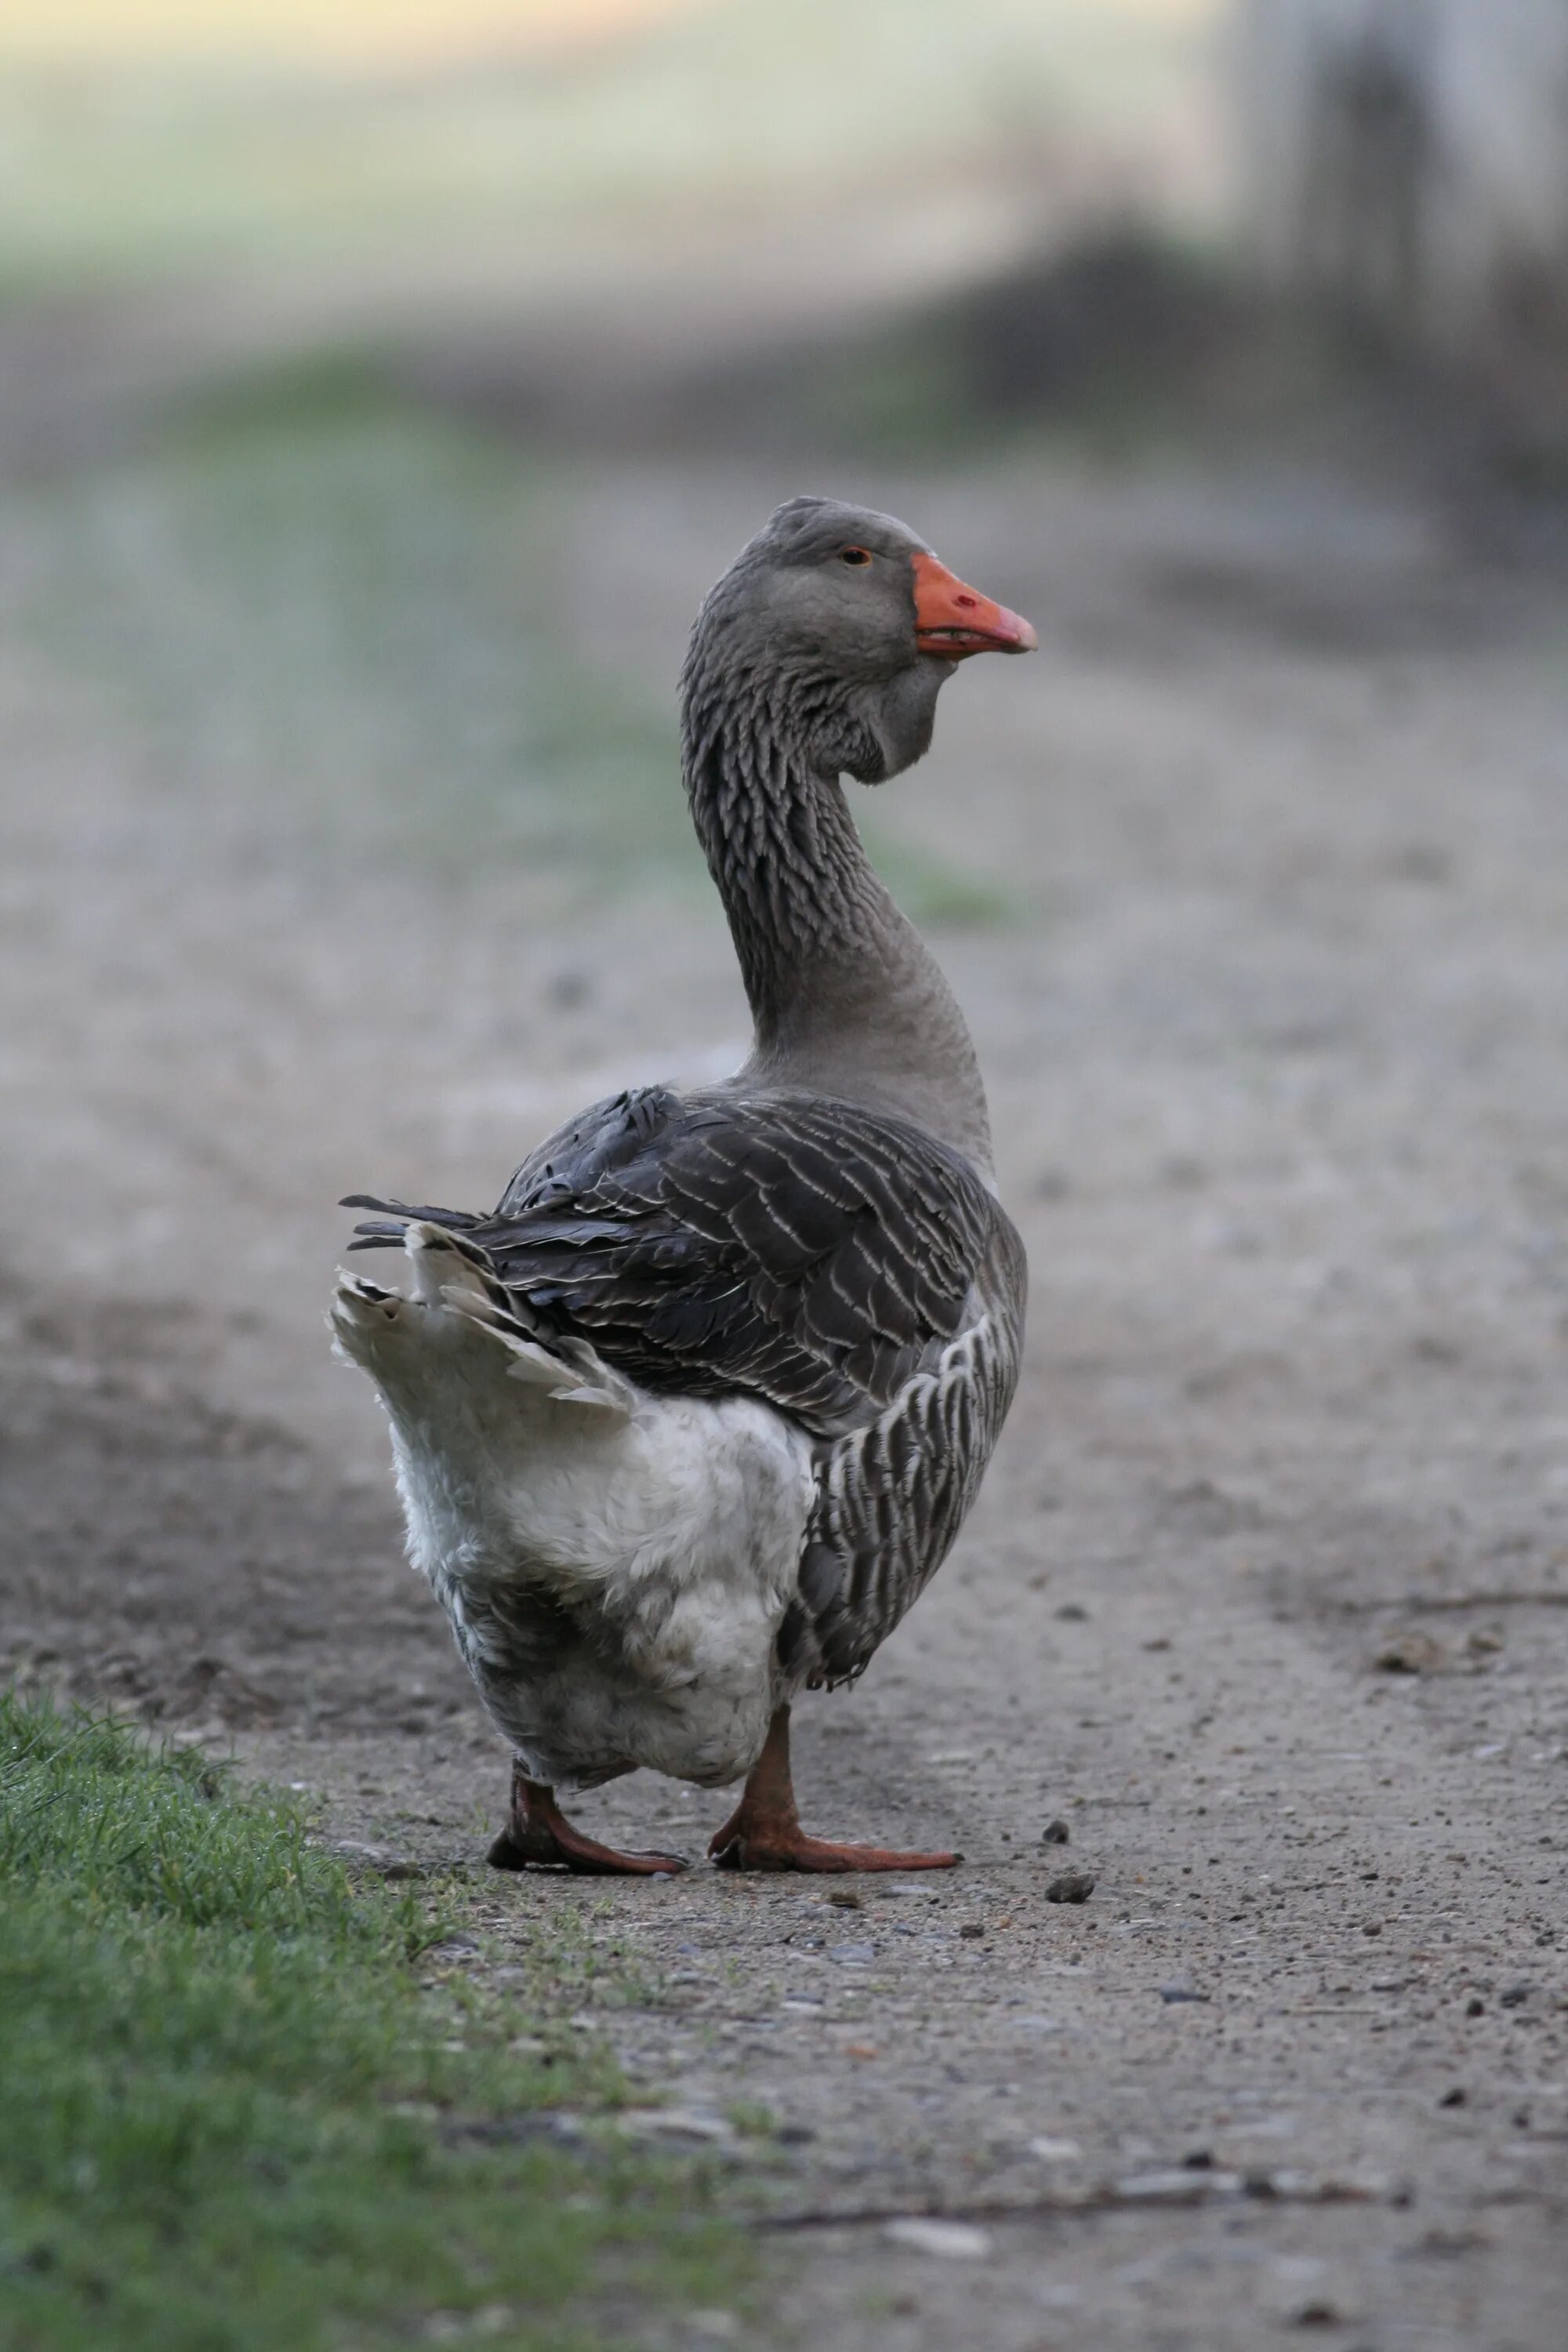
15, 381, 697, 887
9, 371, 1014, 920
0, 1690, 746, 2352
0, 1, 1211, 295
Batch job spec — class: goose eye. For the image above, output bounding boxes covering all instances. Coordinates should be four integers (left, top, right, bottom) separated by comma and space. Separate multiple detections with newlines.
839, 546, 873, 568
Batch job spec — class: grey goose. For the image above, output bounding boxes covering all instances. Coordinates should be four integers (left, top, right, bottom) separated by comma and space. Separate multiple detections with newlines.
332, 495, 1033, 1873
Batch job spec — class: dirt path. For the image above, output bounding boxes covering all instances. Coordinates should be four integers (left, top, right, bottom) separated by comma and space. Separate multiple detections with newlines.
4, 437, 1567, 2348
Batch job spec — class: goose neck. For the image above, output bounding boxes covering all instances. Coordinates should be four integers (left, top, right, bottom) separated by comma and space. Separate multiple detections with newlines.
680, 672, 992, 1166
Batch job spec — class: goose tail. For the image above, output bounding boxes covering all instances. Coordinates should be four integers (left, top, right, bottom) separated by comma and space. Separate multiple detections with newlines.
340, 1192, 480, 1253
330, 1219, 636, 1417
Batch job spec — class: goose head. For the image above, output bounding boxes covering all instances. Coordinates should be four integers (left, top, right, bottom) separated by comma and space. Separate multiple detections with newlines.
683, 495, 1036, 786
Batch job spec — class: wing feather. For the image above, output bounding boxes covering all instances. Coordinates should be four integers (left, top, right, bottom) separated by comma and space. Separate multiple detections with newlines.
350, 1082, 1002, 1438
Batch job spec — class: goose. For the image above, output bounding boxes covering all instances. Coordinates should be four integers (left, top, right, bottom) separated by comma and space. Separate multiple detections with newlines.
331, 495, 1033, 1874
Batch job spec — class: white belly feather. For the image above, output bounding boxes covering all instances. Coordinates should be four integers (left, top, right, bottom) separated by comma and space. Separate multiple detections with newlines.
329, 1225, 815, 1789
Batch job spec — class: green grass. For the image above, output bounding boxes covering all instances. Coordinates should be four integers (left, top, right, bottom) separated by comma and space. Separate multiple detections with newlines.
15, 385, 701, 891
11, 372, 1016, 924
0, 1691, 746, 2352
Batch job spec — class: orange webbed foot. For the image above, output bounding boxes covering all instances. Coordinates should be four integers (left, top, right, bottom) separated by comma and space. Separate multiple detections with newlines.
488, 1778, 686, 1876
708, 1821, 957, 1873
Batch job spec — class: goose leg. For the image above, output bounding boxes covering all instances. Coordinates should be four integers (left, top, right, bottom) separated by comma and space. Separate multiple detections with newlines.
487, 1766, 687, 1875
709, 1705, 959, 1873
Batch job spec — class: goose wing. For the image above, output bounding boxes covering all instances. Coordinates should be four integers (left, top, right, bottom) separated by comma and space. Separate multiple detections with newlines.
346, 1083, 1002, 1436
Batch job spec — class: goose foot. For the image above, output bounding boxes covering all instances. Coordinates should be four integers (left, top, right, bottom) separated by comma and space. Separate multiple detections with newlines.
488, 1773, 686, 1876
708, 1705, 959, 1875
710, 1823, 958, 1873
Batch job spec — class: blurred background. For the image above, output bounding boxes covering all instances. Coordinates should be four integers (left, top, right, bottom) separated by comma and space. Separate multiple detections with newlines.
3, 0, 1567, 1477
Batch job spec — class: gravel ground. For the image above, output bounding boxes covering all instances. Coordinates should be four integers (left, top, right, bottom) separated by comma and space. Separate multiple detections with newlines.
3, 419, 1566, 2349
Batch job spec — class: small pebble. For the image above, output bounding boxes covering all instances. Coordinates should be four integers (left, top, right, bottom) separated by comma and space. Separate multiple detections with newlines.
959, 1923, 986, 1941
1375, 1630, 1447, 1675
1115, 2167, 1242, 2200
1045, 1870, 1095, 1904
1160, 1982, 1210, 2005
1500, 1984, 1533, 2008
1439, 2087, 1466, 2108
621, 2108, 732, 2143
424, 1936, 481, 1962
827, 1889, 862, 1910
1055, 1602, 1089, 1622
884, 2218, 992, 2260
1465, 1997, 1486, 2018
1040, 1818, 1071, 1846
828, 1942, 876, 1966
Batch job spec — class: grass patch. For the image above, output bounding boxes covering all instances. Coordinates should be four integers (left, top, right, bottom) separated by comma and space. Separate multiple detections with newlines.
14, 384, 700, 892
11, 371, 1014, 924
0, 1690, 746, 2352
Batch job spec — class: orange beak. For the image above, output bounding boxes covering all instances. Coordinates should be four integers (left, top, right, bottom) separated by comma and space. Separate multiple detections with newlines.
912, 550, 1037, 659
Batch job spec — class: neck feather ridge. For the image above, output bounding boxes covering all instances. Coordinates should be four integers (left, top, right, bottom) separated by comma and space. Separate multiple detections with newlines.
680, 659, 993, 1167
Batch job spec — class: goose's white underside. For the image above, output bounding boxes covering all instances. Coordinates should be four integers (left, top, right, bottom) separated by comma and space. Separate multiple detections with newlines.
329, 1226, 815, 1791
